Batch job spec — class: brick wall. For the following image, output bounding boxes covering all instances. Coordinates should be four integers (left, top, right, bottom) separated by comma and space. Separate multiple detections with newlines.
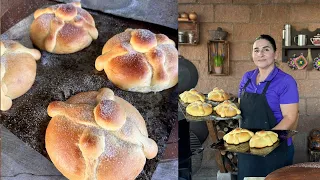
178, 0, 320, 163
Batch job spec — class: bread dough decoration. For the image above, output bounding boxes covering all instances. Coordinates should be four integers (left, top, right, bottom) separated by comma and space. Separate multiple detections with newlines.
223, 128, 254, 145
186, 101, 213, 117
30, 2, 98, 54
208, 87, 229, 102
179, 89, 205, 103
1, 40, 41, 111
213, 100, 241, 117
95, 28, 178, 93
46, 88, 158, 180
249, 130, 279, 148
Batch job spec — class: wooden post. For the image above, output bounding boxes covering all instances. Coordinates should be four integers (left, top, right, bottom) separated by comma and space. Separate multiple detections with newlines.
206, 120, 226, 173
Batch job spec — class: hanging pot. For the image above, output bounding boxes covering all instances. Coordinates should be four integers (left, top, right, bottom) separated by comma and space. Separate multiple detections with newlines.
209, 27, 228, 40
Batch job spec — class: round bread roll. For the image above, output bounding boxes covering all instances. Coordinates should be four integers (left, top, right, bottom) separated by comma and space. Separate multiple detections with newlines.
249, 131, 279, 148
223, 128, 254, 145
179, 89, 205, 103
95, 28, 178, 93
1, 40, 41, 111
46, 88, 158, 180
30, 2, 98, 54
208, 87, 229, 102
186, 101, 213, 117
213, 100, 241, 118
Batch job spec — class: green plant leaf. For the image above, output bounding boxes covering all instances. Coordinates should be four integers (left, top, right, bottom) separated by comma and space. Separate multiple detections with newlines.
214, 55, 224, 67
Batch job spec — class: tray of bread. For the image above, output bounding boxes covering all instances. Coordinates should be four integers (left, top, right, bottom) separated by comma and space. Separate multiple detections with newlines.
178, 88, 241, 121
178, 100, 242, 121
178, 88, 237, 107
211, 128, 298, 157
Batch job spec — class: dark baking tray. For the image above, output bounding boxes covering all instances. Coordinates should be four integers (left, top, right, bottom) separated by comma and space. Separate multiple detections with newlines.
211, 129, 298, 157
0, 6, 177, 180
178, 99, 242, 122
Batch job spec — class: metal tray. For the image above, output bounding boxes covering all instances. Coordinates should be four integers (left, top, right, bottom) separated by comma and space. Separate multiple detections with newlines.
0, 7, 177, 180
178, 100, 242, 122
211, 129, 298, 157
179, 93, 237, 108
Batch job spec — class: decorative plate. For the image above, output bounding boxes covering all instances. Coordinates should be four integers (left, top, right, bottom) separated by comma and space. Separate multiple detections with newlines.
287, 55, 298, 70
314, 54, 320, 71
293, 54, 308, 70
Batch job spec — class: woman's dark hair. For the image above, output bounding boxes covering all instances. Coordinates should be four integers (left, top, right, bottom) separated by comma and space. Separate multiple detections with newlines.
255, 34, 277, 51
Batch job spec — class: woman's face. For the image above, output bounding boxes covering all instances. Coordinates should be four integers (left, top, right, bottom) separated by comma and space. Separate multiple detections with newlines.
252, 39, 277, 69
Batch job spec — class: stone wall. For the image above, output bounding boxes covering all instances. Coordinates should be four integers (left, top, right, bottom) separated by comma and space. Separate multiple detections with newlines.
178, 0, 320, 163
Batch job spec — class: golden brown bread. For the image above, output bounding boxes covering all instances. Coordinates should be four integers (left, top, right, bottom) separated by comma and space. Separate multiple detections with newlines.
95, 28, 178, 93
30, 2, 98, 54
223, 128, 254, 145
46, 88, 158, 180
179, 89, 205, 103
213, 100, 241, 117
186, 101, 213, 117
249, 130, 279, 148
1, 40, 41, 111
207, 87, 229, 102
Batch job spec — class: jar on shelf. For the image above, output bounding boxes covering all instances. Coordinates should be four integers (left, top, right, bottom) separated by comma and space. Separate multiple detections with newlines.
178, 31, 187, 43
188, 31, 195, 44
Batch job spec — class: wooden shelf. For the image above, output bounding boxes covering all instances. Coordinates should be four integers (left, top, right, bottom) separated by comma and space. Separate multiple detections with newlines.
209, 73, 229, 76
178, 42, 198, 46
178, 20, 199, 45
283, 45, 320, 49
178, 19, 197, 23
282, 27, 320, 62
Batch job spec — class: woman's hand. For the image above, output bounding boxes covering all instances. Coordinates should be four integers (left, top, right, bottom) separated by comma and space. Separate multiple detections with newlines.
272, 103, 299, 130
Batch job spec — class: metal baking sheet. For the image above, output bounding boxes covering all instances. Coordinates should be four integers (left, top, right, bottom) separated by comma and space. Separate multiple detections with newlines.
178, 100, 242, 122
211, 130, 298, 157
0, 7, 177, 180
179, 94, 237, 108
206, 95, 237, 106
55, 0, 178, 30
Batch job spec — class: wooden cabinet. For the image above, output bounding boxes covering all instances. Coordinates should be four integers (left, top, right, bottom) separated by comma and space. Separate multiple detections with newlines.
178, 20, 199, 45
282, 28, 320, 63
207, 40, 230, 75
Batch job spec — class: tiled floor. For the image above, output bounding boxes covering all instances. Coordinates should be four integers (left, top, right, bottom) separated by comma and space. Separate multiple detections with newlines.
192, 136, 220, 180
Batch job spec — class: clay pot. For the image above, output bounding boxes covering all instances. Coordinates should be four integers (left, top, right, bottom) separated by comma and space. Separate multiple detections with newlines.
214, 66, 223, 74
189, 12, 198, 21
180, 12, 189, 19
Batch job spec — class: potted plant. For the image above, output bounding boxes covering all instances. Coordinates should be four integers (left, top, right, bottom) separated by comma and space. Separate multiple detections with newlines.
213, 52, 224, 74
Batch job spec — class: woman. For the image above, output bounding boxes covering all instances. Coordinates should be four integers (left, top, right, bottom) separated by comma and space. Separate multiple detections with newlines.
237, 34, 299, 180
